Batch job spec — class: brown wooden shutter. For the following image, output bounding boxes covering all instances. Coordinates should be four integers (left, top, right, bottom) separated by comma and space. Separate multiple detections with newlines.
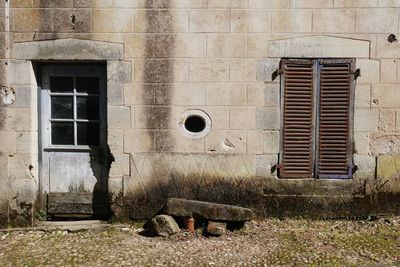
316, 59, 354, 179
280, 60, 315, 178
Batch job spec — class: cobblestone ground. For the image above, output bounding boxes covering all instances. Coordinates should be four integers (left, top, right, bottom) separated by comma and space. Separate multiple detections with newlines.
0, 217, 399, 266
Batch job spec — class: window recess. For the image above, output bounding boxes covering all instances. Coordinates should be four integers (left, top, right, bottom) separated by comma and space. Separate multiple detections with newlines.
279, 59, 355, 179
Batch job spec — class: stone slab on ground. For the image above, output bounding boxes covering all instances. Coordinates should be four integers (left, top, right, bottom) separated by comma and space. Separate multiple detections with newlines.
163, 198, 253, 221
36, 220, 111, 232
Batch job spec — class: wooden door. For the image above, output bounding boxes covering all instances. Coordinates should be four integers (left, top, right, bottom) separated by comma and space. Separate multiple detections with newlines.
40, 65, 108, 218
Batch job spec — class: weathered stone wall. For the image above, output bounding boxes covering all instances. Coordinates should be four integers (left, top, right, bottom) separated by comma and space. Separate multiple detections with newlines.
1, 0, 400, 223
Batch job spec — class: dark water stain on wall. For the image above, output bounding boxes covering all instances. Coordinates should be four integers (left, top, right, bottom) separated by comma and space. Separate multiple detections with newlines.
144, 0, 175, 152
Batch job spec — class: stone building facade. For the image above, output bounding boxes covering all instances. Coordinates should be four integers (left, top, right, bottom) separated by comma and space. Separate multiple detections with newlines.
0, 0, 400, 225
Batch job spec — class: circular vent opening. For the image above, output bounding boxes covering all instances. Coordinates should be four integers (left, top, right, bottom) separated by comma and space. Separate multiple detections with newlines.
184, 115, 206, 133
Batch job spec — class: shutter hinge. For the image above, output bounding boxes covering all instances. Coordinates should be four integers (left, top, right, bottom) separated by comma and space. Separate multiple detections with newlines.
350, 68, 361, 79
276, 164, 283, 169
272, 69, 279, 81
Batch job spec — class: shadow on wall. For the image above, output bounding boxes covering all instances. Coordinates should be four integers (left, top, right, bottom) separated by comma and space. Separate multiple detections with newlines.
90, 145, 114, 219
144, 0, 175, 152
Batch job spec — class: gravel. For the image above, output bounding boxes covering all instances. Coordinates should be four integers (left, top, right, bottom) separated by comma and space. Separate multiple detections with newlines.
0, 217, 399, 266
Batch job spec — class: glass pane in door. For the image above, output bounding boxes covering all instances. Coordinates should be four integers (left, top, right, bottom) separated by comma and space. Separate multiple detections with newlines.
76, 77, 99, 94
77, 122, 100, 146
51, 96, 73, 119
50, 77, 73, 92
51, 122, 74, 145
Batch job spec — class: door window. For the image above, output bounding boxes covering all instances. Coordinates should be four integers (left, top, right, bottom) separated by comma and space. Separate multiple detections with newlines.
49, 75, 100, 146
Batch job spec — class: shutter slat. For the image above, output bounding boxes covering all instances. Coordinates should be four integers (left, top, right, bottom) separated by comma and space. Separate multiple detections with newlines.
281, 60, 314, 178
317, 62, 352, 179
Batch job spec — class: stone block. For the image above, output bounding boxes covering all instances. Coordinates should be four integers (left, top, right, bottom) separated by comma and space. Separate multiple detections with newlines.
397, 110, 400, 131
230, 10, 270, 33
109, 154, 130, 177
8, 154, 33, 180
268, 35, 370, 58
247, 130, 264, 154
207, 34, 246, 57
205, 130, 246, 153
264, 84, 280, 107
93, 9, 133, 32
355, 8, 397, 33
353, 131, 370, 155
124, 83, 155, 105
107, 61, 132, 83
378, 0, 400, 7
14, 39, 124, 61
11, 178, 36, 207
16, 132, 38, 154
249, 0, 289, 8
108, 177, 123, 197
291, 0, 333, 7
376, 154, 400, 193
354, 108, 379, 132
229, 107, 256, 130
144, 215, 179, 237
163, 198, 253, 221
263, 131, 280, 154
354, 84, 371, 108
155, 83, 206, 106
108, 84, 124, 105
134, 59, 188, 83
73, 0, 113, 7
53, 9, 91, 33
124, 130, 155, 153
3, 108, 35, 131
13, 86, 33, 108
229, 59, 257, 82
189, 59, 228, 82
189, 10, 229, 32
10, 0, 34, 7
256, 58, 280, 82
247, 34, 270, 57
334, 0, 377, 7
135, 9, 187, 33
33, 0, 72, 7
156, 130, 204, 153
7, 61, 36, 86
313, 9, 355, 33
371, 84, 400, 108
380, 59, 397, 83
134, 106, 183, 130
255, 154, 278, 178
255, 107, 280, 130
205, 107, 229, 130
271, 10, 312, 33
353, 154, 375, 179
10, 9, 52, 32
356, 59, 380, 84
0, 131, 16, 156
378, 110, 396, 132
209, 0, 246, 7
108, 129, 124, 155
246, 84, 264, 106
0, 8, 4, 32
108, 106, 131, 129
206, 83, 246, 106
125, 34, 206, 58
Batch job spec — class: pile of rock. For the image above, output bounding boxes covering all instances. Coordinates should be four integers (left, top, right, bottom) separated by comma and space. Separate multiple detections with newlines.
144, 198, 253, 237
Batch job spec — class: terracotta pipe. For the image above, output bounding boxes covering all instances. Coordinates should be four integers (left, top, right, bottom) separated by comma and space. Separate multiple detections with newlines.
184, 217, 195, 233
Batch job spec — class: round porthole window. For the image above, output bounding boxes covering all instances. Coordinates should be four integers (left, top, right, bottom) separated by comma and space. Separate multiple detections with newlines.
179, 110, 211, 139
